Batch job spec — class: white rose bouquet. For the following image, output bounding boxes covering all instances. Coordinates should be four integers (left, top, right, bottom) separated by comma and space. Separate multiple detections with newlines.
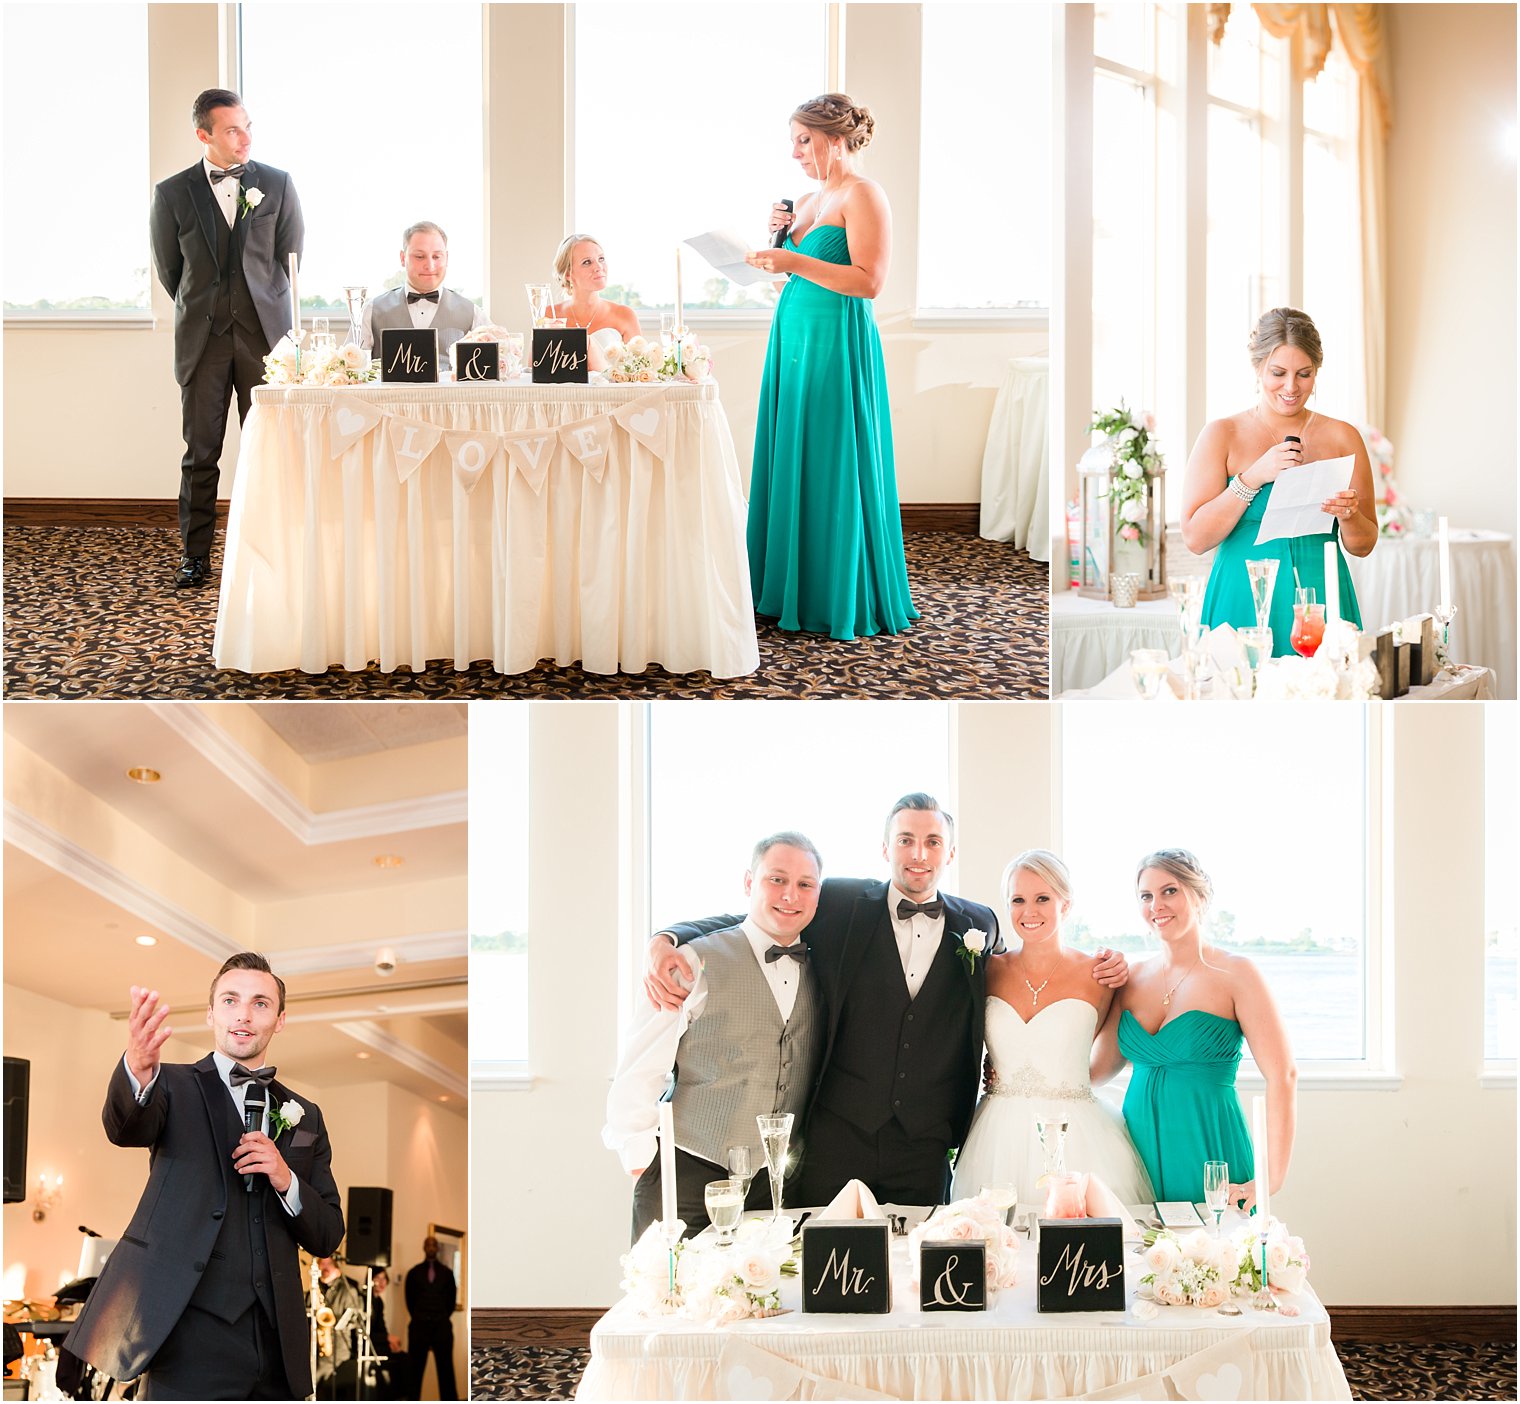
907, 1194, 1020, 1297
1253, 650, 1379, 701
1089, 402, 1164, 547
605, 335, 664, 384
618, 1214, 796, 1321
1140, 1219, 1310, 1306
661, 333, 714, 383
262, 336, 378, 386
261, 334, 303, 385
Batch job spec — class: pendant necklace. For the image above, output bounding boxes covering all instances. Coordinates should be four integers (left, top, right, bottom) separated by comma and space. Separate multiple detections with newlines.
1162, 962, 1199, 1008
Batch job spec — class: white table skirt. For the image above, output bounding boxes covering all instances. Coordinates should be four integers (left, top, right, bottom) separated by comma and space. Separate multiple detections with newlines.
1050, 593, 1183, 694
1345, 529, 1516, 699
1061, 654, 1495, 701
980, 357, 1050, 561
576, 1233, 1349, 1402
212, 380, 760, 677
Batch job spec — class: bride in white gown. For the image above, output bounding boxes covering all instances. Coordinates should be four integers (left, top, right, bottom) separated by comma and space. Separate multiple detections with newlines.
951, 850, 1153, 1206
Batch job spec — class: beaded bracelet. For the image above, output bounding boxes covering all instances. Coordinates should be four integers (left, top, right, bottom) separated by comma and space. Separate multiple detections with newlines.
1228, 475, 1259, 503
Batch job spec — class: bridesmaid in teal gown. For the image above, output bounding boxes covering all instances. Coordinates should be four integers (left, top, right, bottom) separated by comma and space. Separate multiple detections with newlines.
1092, 850, 1297, 1209
1183, 309, 1378, 656
744, 94, 918, 641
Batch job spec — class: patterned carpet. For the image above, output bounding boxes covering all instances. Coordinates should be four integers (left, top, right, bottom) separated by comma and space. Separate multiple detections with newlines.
469, 1341, 1517, 1401
1, 525, 1048, 700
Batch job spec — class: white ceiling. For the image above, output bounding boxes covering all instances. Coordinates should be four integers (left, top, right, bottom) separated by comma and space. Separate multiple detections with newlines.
3, 704, 468, 1109
254, 702, 468, 762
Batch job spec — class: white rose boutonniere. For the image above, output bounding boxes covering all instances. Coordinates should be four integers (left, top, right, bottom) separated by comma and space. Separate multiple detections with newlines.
239, 186, 265, 220
269, 1098, 305, 1137
957, 929, 988, 974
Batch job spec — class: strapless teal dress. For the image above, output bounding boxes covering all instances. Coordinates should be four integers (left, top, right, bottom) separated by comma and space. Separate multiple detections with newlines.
1119, 1009, 1254, 1203
1200, 479, 1361, 656
747, 225, 918, 640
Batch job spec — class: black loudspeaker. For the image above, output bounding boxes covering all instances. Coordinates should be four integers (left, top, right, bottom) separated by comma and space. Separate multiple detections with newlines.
3, 1058, 30, 1204
346, 1186, 393, 1267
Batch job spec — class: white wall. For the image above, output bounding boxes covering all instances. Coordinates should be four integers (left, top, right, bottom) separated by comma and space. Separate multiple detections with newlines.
2, 3, 1041, 508
473, 701, 1516, 1308
1384, 4, 1517, 535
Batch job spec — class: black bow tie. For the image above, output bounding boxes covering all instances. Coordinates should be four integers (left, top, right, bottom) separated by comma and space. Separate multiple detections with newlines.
765, 943, 808, 964
229, 1064, 276, 1088
896, 898, 944, 921
407, 290, 440, 304
209, 164, 246, 184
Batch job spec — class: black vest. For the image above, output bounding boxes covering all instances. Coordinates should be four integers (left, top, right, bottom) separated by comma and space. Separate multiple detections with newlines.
212, 208, 261, 338
819, 909, 975, 1142
188, 1089, 280, 1326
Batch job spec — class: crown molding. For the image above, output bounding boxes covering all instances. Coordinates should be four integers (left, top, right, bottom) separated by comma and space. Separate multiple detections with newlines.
334, 1019, 468, 1098
271, 932, 467, 975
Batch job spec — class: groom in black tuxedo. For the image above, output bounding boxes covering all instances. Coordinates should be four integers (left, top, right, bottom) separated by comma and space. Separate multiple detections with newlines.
149, 88, 304, 589
649, 793, 1004, 1206
62, 953, 343, 1399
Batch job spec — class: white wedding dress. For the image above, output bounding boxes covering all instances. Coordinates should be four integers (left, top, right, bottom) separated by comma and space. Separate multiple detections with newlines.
951, 996, 1153, 1207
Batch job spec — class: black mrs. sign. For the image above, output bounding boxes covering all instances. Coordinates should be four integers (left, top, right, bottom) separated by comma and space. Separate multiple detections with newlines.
919, 1240, 986, 1312
453, 340, 501, 381
379, 327, 439, 384
801, 1222, 891, 1314
1036, 1218, 1125, 1312
531, 328, 588, 384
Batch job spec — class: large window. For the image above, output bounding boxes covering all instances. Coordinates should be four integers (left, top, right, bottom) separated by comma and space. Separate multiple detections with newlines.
1486, 707, 1517, 1064
918, 4, 1050, 311
1060, 707, 1370, 1063
240, 5, 484, 313
3, 4, 149, 313
649, 702, 951, 931
470, 706, 528, 1070
574, 3, 825, 312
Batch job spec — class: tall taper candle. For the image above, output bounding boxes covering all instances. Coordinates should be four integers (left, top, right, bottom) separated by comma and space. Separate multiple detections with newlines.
1323, 540, 1340, 625
675, 247, 683, 332
289, 252, 300, 337
1252, 1093, 1270, 1224
1438, 516, 1452, 613
658, 1100, 677, 1227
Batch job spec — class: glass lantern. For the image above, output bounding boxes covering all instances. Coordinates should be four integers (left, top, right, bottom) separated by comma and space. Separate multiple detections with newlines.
1076, 440, 1168, 601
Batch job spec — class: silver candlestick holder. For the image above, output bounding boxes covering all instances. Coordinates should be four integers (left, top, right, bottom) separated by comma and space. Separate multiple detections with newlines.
1432, 603, 1457, 671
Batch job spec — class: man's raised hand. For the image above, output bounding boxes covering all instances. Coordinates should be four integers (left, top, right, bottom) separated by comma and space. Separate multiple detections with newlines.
126, 985, 173, 1086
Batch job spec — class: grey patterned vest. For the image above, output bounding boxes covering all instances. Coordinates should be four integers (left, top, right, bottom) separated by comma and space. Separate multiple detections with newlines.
365, 286, 477, 353
672, 928, 824, 1165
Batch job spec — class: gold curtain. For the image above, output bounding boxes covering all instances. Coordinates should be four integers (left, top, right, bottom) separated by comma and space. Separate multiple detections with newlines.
1210, 4, 1389, 425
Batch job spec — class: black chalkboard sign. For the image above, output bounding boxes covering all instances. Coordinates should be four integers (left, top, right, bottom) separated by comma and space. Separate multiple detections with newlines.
801, 1221, 890, 1314
454, 340, 501, 382
531, 328, 589, 384
379, 327, 439, 383
1036, 1218, 1125, 1312
919, 1241, 986, 1312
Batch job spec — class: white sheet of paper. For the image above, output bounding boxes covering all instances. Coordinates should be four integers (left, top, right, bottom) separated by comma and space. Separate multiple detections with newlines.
1155, 1200, 1205, 1228
1254, 454, 1355, 544
682, 229, 776, 285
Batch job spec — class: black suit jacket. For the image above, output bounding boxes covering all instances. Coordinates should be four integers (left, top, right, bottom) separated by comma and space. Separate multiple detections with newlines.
667, 878, 1002, 1148
404, 1260, 457, 1325
149, 159, 304, 385
63, 1054, 344, 1393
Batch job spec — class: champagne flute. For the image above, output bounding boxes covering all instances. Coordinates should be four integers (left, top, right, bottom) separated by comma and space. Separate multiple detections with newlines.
726, 1145, 753, 1201
704, 1179, 744, 1246
1245, 558, 1280, 631
1035, 1116, 1068, 1177
756, 1113, 794, 1224
1203, 1160, 1230, 1235
1130, 648, 1170, 701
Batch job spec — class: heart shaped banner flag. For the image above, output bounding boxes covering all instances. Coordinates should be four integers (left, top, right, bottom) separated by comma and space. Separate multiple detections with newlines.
612, 392, 671, 462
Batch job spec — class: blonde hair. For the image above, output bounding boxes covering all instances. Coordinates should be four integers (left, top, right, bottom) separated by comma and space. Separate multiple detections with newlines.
1000, 848, 1073, 915
791, 93, 875, 152
553, 234, 603, 295
1135, 849, 1214, 913
1247, 307, 1324, 373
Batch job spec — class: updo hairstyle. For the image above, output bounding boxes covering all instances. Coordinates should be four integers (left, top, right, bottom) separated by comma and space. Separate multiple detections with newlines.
1247, 307, 1324, 372
1135, 849, 1214, 913
553, 233, 602, 295
791, 93, 875, 152
1000, 848, 1073, 916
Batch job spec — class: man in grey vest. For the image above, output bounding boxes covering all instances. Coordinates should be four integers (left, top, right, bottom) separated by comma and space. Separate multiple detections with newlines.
360, 222, 488, 364
62, 953, 344, 1399
604, 832, 826, 1242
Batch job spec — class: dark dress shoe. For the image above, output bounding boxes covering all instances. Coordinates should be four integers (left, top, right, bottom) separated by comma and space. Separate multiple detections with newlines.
174, 554, 210, 588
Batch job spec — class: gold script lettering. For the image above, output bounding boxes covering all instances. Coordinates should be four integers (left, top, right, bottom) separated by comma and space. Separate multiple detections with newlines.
386, 342, 427, 375
812, 1247, 875, 1297
1040, 1241, 1118, 1297
931, 1253, 979, 1307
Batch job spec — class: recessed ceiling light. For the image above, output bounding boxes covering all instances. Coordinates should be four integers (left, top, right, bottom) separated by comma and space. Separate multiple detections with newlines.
373, 854, 404, 869
134, 935, 157, 947
356, 1051, 372, 1060
438, 1094, 450, 1102
126, 767, 161, 784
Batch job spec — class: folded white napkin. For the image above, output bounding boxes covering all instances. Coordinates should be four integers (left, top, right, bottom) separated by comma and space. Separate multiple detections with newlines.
820, 1178, 886, 1221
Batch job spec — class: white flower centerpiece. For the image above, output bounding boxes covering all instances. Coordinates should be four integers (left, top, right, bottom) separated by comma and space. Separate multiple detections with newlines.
619, 1214, 796, 1322
261, 334, 378, 387
1078, 402, 1168, 600
1139, 1219, 1309, 1308
906, 1194, 1021, 1299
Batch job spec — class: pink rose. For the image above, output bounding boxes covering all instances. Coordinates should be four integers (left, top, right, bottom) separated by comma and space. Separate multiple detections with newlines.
1199, 1284, 1227, 1309
1155, 1283, 1183, 1306
1267, 1239, 1291, 1272
1120, 524, 1140, 541
947, 1217, 978, 1240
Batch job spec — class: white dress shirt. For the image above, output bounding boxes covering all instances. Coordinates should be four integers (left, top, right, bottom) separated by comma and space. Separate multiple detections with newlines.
124, 1050, 302, 1214
888, 882, 946, 999
203, 156, 240, 229
602, 919, 805, 1173
358, 286, 488, 348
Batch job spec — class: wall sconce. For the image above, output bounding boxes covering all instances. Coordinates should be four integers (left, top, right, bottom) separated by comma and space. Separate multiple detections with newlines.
32, 1172, 63, 1222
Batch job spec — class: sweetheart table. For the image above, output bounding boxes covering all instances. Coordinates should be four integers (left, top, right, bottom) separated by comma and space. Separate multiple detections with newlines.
212, 380, 760, 677
574, 1219, 1350, 1401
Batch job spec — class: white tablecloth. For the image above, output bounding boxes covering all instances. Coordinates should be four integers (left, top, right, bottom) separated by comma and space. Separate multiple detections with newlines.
980, 357, 1050, 561
1062, 654, 1495, 701
576, 1229, 1349, 1401
1050, 593, 1184, 694
212, 380, 759, 676
1345, 529, 1516, 699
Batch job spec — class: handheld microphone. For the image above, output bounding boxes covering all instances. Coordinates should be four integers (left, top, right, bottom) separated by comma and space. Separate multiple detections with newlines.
78, 1225, 102, 1238
772, 199, 794, 249
243, 1084, 267, 1192
1284, 435, 1301, 445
